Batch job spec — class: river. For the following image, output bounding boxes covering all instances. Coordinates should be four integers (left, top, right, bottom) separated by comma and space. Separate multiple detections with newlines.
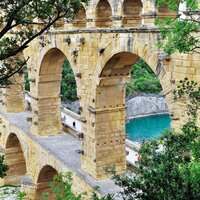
126, 114, 171, 142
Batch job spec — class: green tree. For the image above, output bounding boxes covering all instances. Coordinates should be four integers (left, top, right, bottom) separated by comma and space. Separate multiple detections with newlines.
126, 59, 162, 96
42, 172, 114, 200
114, 79, 200, 200
61, 60, 78, 102
0, 0, 87, 87
0, 155, 8, 178
24, 71, 30, 91
156, 0, 200, 54
42, 172, 83, 200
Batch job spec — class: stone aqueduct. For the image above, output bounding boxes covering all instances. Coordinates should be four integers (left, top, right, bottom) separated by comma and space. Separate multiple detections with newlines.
0, 0, 200, 199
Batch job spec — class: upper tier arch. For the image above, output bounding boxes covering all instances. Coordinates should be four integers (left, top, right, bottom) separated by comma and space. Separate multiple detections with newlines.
95, 0, 113, 27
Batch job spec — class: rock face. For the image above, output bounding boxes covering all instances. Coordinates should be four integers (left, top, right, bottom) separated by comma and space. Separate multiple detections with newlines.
126, 94, 168, 120
63, 100, 80, 114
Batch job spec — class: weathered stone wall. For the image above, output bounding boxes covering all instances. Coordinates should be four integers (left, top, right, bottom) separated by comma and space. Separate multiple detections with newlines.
0, 0, 199, 197
19, 29, 200, 180
2, 29, 198, 181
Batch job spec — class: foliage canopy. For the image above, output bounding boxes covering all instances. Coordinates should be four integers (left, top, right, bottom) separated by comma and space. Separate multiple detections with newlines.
126, 59, 162, 96
114, 79, 200, 200
0, 0, 87, 87
156, 0, 200, 54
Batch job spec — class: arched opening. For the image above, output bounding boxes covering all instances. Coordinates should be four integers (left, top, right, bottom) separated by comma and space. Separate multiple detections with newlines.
72, 8, 86, 28
33, 48, 78, 135
35, 165, 58, 200
4, 133, 26, 185
95, 0, 112, 28
85, 52, 171, 178
122, 0, 143, 27
38, 48, 66, 98
157, 4, 177, 19
99, 53, 170, 136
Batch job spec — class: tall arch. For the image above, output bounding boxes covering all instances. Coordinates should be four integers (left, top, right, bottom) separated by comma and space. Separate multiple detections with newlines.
31, 48, 77, 136
4, 133, 27, 185
38, 48, 66, 97
73, 8, 86, 28
95, 0, 112, 28
35, 165, 58, 199
122, 0, 143, 27
82, 50, 174, 179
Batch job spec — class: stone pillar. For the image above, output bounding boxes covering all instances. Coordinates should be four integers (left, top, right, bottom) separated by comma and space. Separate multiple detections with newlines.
142, 12, 156, 27
82, 78, 127, 179
86, 7, 95, 28
30, 96, 61, 136
21, 176, 36, 200
111, 15, 122, 27
2, 74, 25, 113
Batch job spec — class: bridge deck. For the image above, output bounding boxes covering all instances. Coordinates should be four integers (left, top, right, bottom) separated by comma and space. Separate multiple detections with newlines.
0, 107, 120, 196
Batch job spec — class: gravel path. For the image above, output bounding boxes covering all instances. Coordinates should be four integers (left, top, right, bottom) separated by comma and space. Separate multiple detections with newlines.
0, 186, 20, 200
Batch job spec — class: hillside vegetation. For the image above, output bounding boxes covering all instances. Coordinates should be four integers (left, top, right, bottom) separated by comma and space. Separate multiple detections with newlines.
126, 59, 162, 96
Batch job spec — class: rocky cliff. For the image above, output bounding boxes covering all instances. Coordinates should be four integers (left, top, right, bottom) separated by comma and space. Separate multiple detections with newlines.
126, 94, 168, 120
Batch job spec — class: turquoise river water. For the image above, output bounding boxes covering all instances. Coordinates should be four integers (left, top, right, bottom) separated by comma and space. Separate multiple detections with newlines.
126, 114, 171, 142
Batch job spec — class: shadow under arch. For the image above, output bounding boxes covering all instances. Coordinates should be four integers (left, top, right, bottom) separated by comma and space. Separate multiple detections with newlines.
4, 133, 27, 185
35, 165, 58, 200
97, 51, 167, 97
95, 0, 112, 28
122, 0, 143, 27
73, 8, 86, 28
100, 52, 139, 77
89, 51, 171, 177
95, 39, 161, 82
38, 48, 67, 97
32, 47, 78, 135
96, 52, 140, 110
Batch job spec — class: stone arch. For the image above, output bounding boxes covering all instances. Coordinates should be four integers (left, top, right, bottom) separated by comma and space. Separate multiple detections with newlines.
35, 165, 58, 199
82, 49, 174, 179
95, 46, 171, 105
96, 51, 168, 109
38, 48, 67, 97
73, 8, 86, 28
95, 40, 159, 81
122, 0, 143, 27
95, 0, 112, 28
4, 133, 27, 185
96, 52, 140, 110
32, 48, 78, 135
82, 38, 174, 179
